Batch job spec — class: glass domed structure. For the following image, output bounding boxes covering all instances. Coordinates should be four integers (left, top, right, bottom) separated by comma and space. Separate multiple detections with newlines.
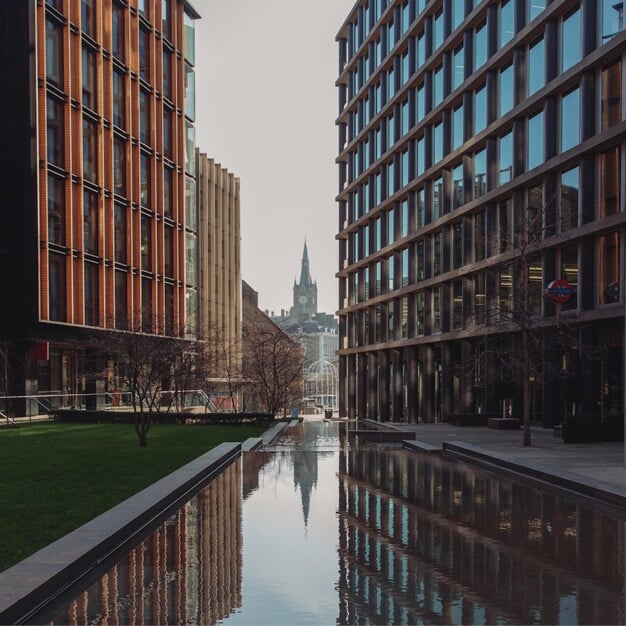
305, 357, 338, 410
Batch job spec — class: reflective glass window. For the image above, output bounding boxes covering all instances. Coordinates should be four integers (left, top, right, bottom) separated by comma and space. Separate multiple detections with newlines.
474, 148, 487, 197
601, 60, 622, 129
47, 175, 65, 245
560, 88, 580, 153
452, 163, 463, 208
474, 84, 487, 133
499, 0, 514, 47
499, 130, 513, 184
527, 111, 544, 170
83, 189, 98, 255
114, 203, 127, 263
561, 9, 581, 71
453, 104, 464, 150
600, 147, 621, 217
46, 19, 63, 87
47, 97, 64, 167
499, 62, 514, 115
474, 22, 487, 70
560, 166, 579, 231
602, 0, 625, 42
82, 118, 97, 183
528, 39, 545, 95
453, 45, 464, 90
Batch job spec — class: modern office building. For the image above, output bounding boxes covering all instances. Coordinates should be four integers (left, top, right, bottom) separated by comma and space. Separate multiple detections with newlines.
197, 153, 242, 398
336, 0, 626, 431
0, 0, 200, 410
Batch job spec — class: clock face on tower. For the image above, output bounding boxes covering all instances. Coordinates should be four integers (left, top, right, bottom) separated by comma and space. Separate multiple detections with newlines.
298, 296, 308, 304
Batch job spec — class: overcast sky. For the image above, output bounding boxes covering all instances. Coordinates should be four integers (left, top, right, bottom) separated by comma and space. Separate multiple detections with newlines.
193, 0, 354, 316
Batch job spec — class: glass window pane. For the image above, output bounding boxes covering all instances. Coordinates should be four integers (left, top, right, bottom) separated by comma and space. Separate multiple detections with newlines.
499, 0, 514, 47
602, 0, 625, 42
499, 130, 513, 184
499, 63, 514, 115
600, 147, 621, 217
527, 111, 544, 170
528, 39, 545, 95
474, 84, 487, 133
561, 9, 581, 71
561, 88, 580, 152
602, 61, 622, 129
474, 22, 487, 70
560, 167, 579, 231
48, 175, 65, 245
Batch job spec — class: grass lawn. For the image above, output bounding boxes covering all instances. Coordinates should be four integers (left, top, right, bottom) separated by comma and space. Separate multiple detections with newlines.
0, 421, 267, 572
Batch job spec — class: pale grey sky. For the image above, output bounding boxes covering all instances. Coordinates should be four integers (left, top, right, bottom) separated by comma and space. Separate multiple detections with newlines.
193, 0, 354, 316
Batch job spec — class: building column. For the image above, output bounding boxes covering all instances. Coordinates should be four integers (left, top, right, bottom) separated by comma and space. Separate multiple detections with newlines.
407, 346, 419, 423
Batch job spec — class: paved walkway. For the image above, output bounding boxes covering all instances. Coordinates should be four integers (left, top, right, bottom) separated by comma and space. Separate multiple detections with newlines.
372, 421, 626, 512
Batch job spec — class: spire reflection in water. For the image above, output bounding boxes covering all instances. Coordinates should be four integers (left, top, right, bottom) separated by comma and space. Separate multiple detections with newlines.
36, 418, 626, 625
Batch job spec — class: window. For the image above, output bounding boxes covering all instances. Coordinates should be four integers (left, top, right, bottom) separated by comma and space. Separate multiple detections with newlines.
560, 88, 580, 153
183, 10, 195, 64
47, 97, 64, 167
434, 8, 444, 50
432, 176, 443, 220
433, 231, 442, 275
46, 19, 63, 87
83, 190, 98, 255
599, 231, 621, 304
186, 233, 197, 286
143, 277, 154, 331
452, 0, 465, 30
561, 9, 581, 71
84, 261, 98, 326
560, 167, 579, 231
83, 117, 97, 183
49, 253, 66, 322
432, 288, 441, 333
560, 244, 578, 310
114, 138, 126, 196
433, 120, 443, 164
453, 45, 464, 90
162, 49, 172, 100
528, 255, 543, 315
474, 210, 486, 261
498, 269, 512, 320
184, 63, 196, 120
602, 61, 622, 129
47, 175, 64, 245
527, 39, 545, 96
527, 111, 544, 170
162, 0, 171, 40
498, 130, 513, 184
140, 152, 151, 207
499, 0, 514, 47
82, 46, 96, 110
81, 0, 94, 37
498, 198, 512, 252
112, 3, 125, 61
600, 147, 621, 216
416, 83, 426, 122
387, 208, 395, 245
474, 273, 486, 324
474, 148, 487, 197
474, 84, 487, 133
164, 225, 174, 277
528, 185, 543, 239
185, 175, 197, 229
452, 280, 463, 329
433, 64, 444, 106
163, 107, 172, 159
401, 247, 409, 286
452, 221, 463, 268
452, 163, 463, 208
499, 63, 514, 115
139, 27, 150, 83
602, 0, 625, 42
140, 89, 150, 145
138, 0, 149, 20
113, 70, 125, 128
416, 135, 425, 175
400, 199, 409, 237
528, 0, 546, 21
115, 270, 127, 329
416, 188, 425, 228
416, 240, 425, 280
474, 22, 487, 70
453, 104, 464, 150
141, 214, 152, 271
114, 203, 127, 263
185, 121, 196, 175
163, 166, 174, 217
416, 291, 425, 334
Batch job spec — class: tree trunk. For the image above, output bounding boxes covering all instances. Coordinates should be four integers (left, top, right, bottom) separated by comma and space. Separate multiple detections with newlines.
138, 431, 148, 447
522, 326, 531, 447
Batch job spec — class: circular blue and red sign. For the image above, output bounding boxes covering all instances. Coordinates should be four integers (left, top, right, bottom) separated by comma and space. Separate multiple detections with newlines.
547, 279, 574, 303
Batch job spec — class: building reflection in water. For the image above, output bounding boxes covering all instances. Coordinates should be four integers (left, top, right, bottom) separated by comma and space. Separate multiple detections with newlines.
44, 459, 243, 626
338, 447, 626, 625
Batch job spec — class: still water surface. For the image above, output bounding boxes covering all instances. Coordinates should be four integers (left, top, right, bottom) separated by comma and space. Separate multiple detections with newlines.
41, 419, 625, 625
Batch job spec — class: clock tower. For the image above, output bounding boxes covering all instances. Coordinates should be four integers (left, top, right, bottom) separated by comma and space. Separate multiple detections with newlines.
292, 240, 318, 323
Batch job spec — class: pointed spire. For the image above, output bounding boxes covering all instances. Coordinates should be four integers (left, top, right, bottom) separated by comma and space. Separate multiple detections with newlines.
299, 239, 312, 287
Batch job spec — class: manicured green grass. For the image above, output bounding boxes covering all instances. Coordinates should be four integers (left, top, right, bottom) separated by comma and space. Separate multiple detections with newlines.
0, 421, 266, 572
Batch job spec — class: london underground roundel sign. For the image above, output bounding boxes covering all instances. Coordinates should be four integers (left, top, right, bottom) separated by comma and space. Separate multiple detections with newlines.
547, 279, 574, 303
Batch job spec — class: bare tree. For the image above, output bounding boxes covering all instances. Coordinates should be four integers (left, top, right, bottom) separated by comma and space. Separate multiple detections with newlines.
465, 194, 595, 446
90, 316, 196, 447
242, 318, 304, 416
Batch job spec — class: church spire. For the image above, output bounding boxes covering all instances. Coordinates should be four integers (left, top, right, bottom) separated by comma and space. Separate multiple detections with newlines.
299, 239, 312, 287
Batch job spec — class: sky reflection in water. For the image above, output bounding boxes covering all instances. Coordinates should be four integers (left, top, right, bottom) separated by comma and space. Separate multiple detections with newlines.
40, 418, 626, 625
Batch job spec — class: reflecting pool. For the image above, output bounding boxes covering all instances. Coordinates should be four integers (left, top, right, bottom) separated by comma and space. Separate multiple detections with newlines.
38, 419, 626, 625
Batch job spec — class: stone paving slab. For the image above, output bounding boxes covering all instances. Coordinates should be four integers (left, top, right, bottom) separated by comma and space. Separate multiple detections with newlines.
388, 422, 626, 509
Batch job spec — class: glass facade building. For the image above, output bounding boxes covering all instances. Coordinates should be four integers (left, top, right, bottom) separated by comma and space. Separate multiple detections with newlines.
336, 0, 626, 429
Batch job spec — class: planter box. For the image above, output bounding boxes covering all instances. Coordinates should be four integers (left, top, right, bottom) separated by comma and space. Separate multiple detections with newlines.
561, 414, 601, 443
487, 417, 520, 430
445, 413, 495, 426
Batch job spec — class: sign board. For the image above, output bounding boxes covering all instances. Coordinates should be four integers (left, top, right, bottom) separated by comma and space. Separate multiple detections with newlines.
546, 279, 574, 304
